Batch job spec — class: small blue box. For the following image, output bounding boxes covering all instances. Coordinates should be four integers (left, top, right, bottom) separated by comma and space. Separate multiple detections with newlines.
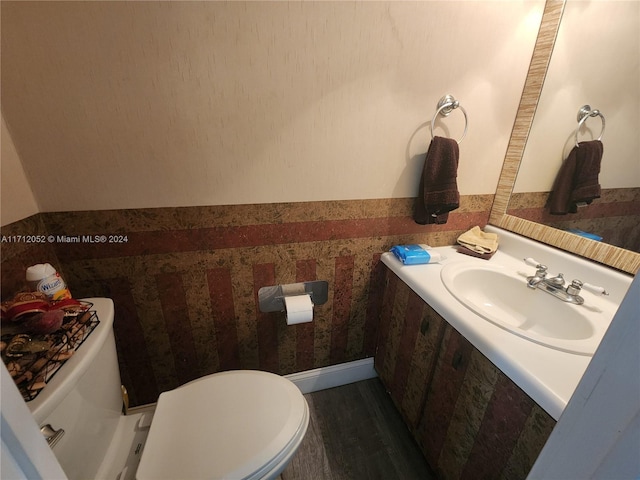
390, 244, 441, 265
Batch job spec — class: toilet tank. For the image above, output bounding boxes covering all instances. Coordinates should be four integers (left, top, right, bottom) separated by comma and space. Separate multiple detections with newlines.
28, 298, 123, 480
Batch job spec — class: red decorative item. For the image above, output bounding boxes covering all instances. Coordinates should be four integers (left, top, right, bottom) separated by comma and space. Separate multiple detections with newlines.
5, 292, 50, 321
25, 309, 65, 334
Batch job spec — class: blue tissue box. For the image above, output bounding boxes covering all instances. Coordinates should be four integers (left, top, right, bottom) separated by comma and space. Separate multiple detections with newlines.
390, 244, 441, 265
567, 229, 603, 242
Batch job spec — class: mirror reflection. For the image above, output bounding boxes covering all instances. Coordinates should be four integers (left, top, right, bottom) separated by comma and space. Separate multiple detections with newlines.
507, 1, 640, 253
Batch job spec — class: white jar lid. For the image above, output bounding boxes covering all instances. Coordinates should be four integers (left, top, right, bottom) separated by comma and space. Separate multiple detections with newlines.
26, 263, 56, 281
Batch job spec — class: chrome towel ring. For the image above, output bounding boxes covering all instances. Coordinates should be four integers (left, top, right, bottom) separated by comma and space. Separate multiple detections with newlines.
431, 94, 468, 144
575, 105, 605, 147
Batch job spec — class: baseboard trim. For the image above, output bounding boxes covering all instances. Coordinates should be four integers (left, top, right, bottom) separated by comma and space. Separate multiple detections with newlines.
127, 358, 378, 412
285, 358, 378, 394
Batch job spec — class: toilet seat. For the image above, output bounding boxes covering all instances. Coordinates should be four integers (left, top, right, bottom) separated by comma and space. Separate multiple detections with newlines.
136, 370, 309, 480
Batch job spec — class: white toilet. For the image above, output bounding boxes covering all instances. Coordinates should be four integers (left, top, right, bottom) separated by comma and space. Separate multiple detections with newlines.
137, 370, 309, 480
26, 298, 309, 480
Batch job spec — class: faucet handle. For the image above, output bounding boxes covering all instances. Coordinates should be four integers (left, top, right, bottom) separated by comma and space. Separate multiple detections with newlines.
524, 257, 542, 267
566, 279, 583, 296
524, 257, 548, 274
582, 282, 609, 296
567, 280, 608, 296
523, 258, 547, 270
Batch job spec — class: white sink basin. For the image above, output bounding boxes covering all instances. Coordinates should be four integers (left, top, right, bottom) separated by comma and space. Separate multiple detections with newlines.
440, 262, 605, 355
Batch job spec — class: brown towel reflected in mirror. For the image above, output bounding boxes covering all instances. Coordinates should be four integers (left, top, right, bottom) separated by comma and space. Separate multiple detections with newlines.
548, 140, 603, 215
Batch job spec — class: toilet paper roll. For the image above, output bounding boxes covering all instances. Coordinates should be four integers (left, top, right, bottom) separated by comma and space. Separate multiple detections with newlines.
284, 294, 314, 325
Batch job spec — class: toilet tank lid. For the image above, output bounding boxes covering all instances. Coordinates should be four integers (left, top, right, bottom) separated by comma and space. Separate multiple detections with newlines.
136, 370, 309, 480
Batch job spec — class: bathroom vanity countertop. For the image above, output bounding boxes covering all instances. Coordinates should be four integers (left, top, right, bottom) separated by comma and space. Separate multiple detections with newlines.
381, 228, 632, 420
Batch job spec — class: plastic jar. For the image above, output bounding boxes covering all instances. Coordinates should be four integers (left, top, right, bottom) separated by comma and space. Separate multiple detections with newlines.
26, 263, 72, 301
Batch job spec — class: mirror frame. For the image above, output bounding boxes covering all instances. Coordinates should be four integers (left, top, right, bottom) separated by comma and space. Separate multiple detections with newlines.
489, 0, 640, 275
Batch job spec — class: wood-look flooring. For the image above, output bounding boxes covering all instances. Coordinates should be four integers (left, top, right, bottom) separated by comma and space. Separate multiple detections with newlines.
278, 378, 435, 480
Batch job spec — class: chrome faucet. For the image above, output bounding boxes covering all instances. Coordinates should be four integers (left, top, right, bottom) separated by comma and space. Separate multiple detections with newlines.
546, 273, 566, 287
523, 258, 608, 305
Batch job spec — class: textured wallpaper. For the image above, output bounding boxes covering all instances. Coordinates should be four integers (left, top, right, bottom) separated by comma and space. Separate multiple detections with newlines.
1, 196, 492, 405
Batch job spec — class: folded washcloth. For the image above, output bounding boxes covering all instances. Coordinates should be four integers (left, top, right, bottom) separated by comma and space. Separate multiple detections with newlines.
414, 136, 460, 225
456, 245, 496, 260
457, 226, 499, 254
548, 140, 603, 215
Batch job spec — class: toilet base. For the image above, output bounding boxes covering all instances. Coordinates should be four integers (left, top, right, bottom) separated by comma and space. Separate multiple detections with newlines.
94, 407, 155, 480
95, 402, 306, 480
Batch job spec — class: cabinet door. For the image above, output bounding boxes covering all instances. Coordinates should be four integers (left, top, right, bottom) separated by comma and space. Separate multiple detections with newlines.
416, 325, 555, 480
415, 323, 476, 473
375, 269, 445, 431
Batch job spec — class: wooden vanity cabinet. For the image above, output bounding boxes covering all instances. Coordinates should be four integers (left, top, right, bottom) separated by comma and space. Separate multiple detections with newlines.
375, 269, 556, 480
374, 269, 447, 433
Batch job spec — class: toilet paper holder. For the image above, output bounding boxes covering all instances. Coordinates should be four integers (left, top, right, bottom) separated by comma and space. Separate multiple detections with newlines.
258, 281, 328, 313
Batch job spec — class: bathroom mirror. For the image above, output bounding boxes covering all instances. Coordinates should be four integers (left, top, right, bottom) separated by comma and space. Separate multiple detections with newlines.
489, 0, 640, 275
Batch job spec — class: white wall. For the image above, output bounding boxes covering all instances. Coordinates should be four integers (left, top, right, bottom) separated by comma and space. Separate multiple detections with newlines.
1, 115, 39, 226
1, 1, 543, 213
515, 1, 640, 193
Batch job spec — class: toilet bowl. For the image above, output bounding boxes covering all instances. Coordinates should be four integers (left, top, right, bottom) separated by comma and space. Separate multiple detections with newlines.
26, 298, 309, 480
137, 370, 309, 480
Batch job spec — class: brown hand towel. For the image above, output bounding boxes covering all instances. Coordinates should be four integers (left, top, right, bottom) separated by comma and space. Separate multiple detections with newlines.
414, 136, 460, 225
548, 140, 603, 215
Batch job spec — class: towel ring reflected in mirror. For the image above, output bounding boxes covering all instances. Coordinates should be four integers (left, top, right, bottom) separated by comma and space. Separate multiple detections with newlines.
575, 104, 605, 148
431, 94, 468, 144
